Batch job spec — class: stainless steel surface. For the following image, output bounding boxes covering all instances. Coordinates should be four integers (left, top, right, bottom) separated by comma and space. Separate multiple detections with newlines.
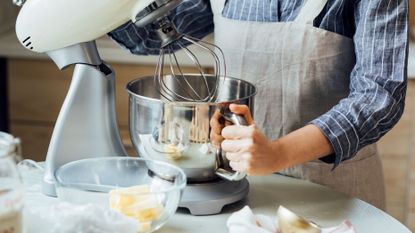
277, 206, 322, 233
127, 74, 256, 182
154, 17, 182, 47
47, 41, 102, 70
133, 0, 182, 28
42, 42, 127, 197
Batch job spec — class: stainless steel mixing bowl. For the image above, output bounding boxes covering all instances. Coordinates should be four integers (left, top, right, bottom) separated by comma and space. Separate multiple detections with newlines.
127, 74, 256, 182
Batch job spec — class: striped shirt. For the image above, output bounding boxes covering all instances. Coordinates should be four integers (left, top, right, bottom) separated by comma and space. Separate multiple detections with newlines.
108, 0, 408, 166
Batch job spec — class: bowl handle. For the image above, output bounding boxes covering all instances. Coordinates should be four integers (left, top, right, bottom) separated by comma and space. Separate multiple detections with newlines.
214, 112, 248, 181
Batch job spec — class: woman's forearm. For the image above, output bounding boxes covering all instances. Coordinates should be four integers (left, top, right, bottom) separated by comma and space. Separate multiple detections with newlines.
272, 124, 334, 171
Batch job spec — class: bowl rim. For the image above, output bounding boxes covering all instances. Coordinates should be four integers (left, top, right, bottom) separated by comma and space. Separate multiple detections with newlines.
125, 74, 257, 105
54, 156, 187, 194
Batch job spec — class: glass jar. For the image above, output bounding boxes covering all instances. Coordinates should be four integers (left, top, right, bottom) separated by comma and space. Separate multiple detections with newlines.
0, 132, 23, 233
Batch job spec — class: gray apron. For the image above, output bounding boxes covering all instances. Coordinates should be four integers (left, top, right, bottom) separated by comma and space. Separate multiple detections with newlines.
211, 0, 385, 209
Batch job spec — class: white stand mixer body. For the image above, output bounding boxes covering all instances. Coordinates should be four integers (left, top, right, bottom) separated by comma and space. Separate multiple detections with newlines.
15, 0, 153, 53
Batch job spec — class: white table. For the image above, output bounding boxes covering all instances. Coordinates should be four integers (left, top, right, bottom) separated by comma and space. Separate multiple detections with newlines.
20, 167, 411, 233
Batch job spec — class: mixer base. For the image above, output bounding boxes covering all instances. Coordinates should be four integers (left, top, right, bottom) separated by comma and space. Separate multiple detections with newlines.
179, 178, 249, 216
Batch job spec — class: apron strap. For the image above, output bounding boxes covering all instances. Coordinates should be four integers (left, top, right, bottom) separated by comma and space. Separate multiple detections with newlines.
211, 0, 227, 15
294, 0, 329, 25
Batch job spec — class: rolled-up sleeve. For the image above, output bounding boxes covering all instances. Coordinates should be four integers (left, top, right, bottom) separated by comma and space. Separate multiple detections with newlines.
108, 0, 214, 55
311, 0, 408, 167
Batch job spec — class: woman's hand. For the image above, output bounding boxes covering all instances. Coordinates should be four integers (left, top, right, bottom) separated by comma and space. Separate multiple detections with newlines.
222, 124, 281, 175
210, 104, 334, 176
210, 104, 282, 175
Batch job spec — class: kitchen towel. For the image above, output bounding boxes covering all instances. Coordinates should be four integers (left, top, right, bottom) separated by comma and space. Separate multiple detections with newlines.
227, 206, 355, 233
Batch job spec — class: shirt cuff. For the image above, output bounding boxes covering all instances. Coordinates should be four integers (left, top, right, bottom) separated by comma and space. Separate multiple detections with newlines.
310, 112, 360, 169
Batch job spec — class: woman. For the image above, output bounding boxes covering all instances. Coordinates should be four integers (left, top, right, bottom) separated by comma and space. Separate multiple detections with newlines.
109, 0, 408, 209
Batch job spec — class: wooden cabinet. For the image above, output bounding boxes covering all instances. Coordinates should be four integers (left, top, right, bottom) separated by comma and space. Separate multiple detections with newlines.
0, 1, 18, 35
377, 81, 415, 228
411, 0, 415, 40
411, 0, 415, 27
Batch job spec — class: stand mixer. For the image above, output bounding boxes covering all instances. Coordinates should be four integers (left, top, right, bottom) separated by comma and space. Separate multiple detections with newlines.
15, 0, 254, 215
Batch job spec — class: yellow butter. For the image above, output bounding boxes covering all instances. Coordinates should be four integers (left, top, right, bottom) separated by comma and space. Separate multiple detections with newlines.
109, 185, 151, 209
164, 144, 182, 160
109, 185, 164, 232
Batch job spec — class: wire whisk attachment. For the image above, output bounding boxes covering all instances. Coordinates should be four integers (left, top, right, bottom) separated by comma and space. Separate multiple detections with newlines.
153, 17, 226, 102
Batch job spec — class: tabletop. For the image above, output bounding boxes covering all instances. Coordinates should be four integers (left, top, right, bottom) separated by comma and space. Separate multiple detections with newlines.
20, 166, 411, 233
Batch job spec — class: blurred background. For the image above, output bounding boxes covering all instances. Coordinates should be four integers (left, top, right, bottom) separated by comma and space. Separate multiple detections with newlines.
0, 1, 414, 230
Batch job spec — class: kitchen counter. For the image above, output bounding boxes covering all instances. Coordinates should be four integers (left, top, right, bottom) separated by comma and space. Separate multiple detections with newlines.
20, 166, 410, 233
